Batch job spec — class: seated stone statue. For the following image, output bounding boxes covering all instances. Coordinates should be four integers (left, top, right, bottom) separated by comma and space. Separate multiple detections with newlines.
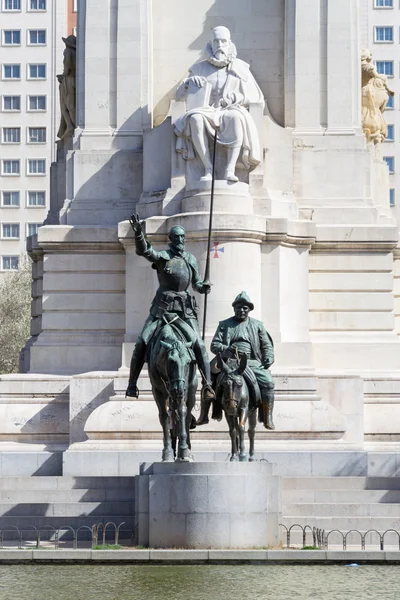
174, 25, 264, 183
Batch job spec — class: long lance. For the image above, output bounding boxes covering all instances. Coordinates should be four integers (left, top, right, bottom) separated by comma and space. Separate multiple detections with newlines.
202, 128, 218, 341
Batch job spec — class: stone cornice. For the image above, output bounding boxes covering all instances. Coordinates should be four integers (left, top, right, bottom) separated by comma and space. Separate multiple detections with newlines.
35, 226, 124, 254
118, 215, 317, 249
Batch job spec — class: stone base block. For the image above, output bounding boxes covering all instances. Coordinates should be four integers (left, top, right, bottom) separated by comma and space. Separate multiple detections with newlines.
135, 462, 281, 549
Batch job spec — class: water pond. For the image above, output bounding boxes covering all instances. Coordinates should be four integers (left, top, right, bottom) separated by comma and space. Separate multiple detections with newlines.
0, 564, 398, 600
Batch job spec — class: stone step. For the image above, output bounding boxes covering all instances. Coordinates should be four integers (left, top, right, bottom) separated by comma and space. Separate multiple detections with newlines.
283, 489, 400, 504
0, 489, 134, 503
0, 477, 135, 491
284, 502, 400, 517
0, 502, 134, 518
283, 477, 400, 490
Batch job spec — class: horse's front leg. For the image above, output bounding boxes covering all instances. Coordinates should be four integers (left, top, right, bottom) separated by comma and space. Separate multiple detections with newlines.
238, 408, 248, 462
248, 409, 257, 462
176, 397, 190, 462
155, 392, 174, 462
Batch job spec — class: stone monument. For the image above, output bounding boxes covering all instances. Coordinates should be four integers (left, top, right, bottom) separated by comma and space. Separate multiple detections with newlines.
0, 0, 397, 493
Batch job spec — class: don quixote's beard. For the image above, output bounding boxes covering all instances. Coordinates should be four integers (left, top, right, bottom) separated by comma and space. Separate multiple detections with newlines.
169, 242, 185, 255
206, 42, 237, 68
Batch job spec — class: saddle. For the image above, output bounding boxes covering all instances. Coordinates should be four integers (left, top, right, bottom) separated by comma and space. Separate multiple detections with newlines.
148, 313, 197, 363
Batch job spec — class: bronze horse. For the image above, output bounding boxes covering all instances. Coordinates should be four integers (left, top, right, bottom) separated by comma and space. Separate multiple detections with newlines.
216, 353, 257, 462
147, 322, 197, 462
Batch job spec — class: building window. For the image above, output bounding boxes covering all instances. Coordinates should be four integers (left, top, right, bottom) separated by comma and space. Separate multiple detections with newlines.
3, 0, 21, 10
3, 30, 21, 45
386, 125, 395, 141
2, 256, 19, 270
2, 95, 20, 111
28, 127, 46, 143
28, 64, 46, 80
2, 64, 21, 80
374, 27, 394, 42
29, 0, 46, 9
27, 223, 41, 237
73, 0, 77, 11
27, 191, 45, 206
2, 128, 21, 144
384, 156, 395, 173
2, 224, 20, 239
374, 0, 393, 6
1, 159, 20, 175
2, 191, 20, 207
27, 159, 46, 175
28, 30, 46, 45
28, 95, 46, 111
376, 61, 393, 77
386, 94, 394, 109
390, 188, 395, 206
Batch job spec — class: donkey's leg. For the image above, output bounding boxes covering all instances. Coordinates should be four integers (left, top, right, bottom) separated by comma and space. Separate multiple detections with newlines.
154, 389, 174, 462
248, 409, 257, 462
238, 409, 248, 462
227, 416, 238, 462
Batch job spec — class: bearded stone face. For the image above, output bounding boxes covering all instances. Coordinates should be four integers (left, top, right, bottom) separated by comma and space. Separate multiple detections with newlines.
206, 27, 237, 68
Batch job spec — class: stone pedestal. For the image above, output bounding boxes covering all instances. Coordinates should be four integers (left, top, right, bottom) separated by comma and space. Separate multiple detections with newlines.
135, 462, 281, 549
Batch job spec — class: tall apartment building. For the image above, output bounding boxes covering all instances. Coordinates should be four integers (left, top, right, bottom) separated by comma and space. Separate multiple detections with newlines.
362, 0, 400, 219
0, 0, 74, 275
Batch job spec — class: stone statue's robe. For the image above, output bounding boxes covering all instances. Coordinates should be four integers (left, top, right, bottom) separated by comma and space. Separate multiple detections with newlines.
174, 58, 264, 169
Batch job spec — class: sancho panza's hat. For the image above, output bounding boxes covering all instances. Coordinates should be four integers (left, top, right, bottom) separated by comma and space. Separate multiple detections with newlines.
232, 291, 254, 311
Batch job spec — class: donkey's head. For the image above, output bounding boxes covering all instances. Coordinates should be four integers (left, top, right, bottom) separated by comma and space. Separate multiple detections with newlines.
217, 353, 248, 417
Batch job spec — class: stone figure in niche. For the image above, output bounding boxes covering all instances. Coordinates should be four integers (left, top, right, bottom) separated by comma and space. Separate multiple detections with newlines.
125, 214, 215, 405
361, 48, 394, 145
174, 26, 264, 183
197, 291, 275, 431
57, 34, 77, 140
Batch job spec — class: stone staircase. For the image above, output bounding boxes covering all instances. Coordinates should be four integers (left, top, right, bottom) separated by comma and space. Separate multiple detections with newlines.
0, 477, 135, 543
282, 476, 400, 548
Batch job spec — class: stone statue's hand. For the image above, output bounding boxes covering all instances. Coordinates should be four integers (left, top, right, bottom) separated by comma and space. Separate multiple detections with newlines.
129, 213, 143, 234
187, 76, 207, 88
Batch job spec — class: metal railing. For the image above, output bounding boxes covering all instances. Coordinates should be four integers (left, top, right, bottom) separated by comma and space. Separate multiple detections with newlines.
0, 522, 131, 549
279, 523, 400, 551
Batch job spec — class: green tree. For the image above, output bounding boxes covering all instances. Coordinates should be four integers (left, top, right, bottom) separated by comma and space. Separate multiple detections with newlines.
0, 258, 32, 374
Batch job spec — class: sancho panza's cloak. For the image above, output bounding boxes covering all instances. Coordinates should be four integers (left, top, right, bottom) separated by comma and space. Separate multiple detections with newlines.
174, 58, 264, 170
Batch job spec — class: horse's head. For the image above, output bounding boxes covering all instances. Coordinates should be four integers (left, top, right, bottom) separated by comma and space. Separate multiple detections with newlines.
160, 338, 193, 400
217, 353, 248, 417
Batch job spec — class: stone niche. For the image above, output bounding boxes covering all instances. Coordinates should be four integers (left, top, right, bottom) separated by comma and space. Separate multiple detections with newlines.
152, 0, 285, 128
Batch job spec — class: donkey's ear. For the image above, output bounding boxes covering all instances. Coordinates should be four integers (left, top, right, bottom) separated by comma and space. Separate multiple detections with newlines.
237, 353, 247, 375
160, 340, 173, 350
